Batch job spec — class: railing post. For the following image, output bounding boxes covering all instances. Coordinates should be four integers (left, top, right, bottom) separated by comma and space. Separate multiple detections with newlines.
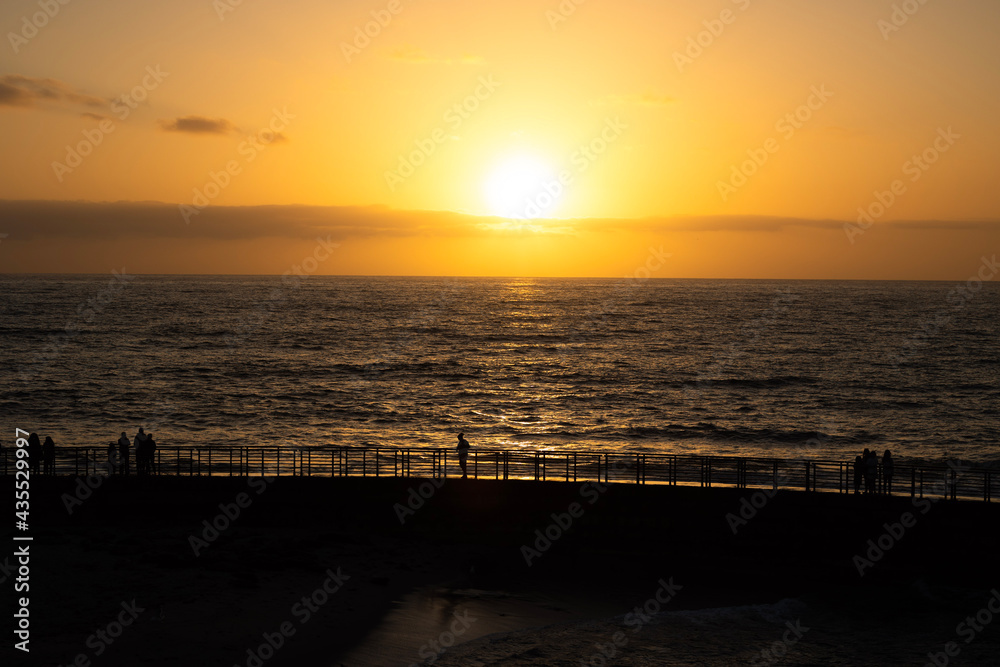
772, 461, 778, 491
604, 454, 609, 484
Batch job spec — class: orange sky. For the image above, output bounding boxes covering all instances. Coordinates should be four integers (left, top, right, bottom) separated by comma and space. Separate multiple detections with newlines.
1, 0, 998, 277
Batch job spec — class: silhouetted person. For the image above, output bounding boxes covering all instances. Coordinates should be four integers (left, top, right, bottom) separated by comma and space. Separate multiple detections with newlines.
853, 455, 863, 494
27, 433, 41, 475
135, 433, 147, 475
119, 431, 131, 475
863, 449, 877, 494
42, 436, 55, 475
132, 428, 148, 475
145, 432, 157, 475
882, 449, 894, 495
457, 433, 470, 479
136, 432, 155, 475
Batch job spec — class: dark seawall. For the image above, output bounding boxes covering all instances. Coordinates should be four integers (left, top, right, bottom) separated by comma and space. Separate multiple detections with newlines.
5, 476, 999, 665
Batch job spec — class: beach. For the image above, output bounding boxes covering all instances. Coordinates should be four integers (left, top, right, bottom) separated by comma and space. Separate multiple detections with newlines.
8, 475, 999, 665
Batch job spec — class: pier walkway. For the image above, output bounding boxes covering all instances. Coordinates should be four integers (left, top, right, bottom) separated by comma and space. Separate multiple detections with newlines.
2, 445, 995, 502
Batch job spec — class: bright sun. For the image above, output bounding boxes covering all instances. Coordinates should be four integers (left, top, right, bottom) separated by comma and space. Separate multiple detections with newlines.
483, 155, 560, 219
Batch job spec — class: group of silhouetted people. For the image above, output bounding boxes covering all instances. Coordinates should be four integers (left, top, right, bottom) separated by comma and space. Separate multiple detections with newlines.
25, 433, 56, 475
853, 448, 894, 495
109, 428, 157, 475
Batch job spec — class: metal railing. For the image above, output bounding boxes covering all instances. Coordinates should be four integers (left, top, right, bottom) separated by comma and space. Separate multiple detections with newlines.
1, 446, 995, 502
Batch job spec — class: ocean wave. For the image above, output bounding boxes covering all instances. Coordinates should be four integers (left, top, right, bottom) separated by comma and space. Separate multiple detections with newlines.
624, 423, 852, 445
678, 375, 819, 389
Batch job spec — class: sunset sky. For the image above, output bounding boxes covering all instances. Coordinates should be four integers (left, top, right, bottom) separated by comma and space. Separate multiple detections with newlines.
1, 0, 998, 278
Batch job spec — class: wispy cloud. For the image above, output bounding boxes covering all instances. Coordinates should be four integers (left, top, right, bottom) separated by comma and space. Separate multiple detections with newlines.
389, 45, 485, 65
158, 115, 238, 135
0, 74, 107, 110
1, 200, 996, 243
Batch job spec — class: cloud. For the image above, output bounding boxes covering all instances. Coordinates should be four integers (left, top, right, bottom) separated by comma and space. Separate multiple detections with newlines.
0, 74, 107, 109
389, 46, 485, 65
593, 91, 675, 107
158, 116, 238, 135
1, 200, 997, 244
80, 111, 109, 121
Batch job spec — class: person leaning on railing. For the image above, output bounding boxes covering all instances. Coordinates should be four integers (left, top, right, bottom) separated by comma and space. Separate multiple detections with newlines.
457, 433, 471, 479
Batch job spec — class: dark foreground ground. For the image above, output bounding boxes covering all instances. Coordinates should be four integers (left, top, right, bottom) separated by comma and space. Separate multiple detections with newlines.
2, 475, 998, 666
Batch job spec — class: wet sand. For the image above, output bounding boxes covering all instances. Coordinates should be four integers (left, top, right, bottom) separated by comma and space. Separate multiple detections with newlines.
5, 475, 999, 665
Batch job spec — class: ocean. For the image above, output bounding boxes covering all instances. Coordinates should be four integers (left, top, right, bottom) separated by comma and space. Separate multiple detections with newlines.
2, 275, 997, 467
